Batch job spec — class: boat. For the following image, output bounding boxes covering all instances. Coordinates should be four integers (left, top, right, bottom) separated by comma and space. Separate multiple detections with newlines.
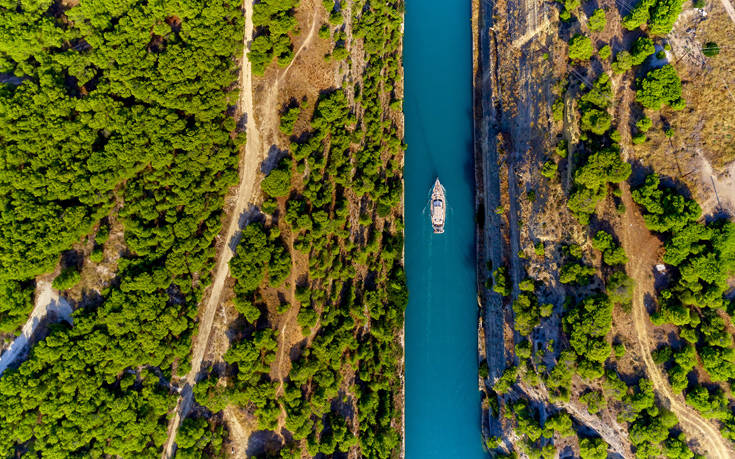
430, 178, 446, 234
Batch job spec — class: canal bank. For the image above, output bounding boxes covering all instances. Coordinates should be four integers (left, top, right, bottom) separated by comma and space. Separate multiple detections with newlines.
403, 1, 485, 457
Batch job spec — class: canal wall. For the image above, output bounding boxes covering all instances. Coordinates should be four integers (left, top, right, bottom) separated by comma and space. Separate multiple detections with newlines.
472, 0, 506, 445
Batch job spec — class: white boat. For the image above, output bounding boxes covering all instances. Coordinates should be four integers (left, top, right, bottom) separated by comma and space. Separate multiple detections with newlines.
430, 178, 446, 234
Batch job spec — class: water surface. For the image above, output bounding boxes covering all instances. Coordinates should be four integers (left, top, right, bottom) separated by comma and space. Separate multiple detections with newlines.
404, 1, 485, 457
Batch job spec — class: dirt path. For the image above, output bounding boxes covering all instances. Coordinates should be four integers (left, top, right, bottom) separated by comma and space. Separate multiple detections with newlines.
261, 6, 320, 150
718, 0, 735, 25
161, 1, 264, 456
224, 406, 251, 457
0, 281, 71, 376
278, 8, 320, 85
619, 185, 734, 459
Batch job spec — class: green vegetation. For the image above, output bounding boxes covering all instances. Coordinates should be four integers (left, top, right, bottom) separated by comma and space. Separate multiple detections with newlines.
622, 0, 684, 35
552, 97, 565, 121
612, 50, 634, 73
560, 261, 596, 285
631, 37, 656, 65
568, 74, 631, 223
0, 0, 247, 455
492, 266, 512, 296
249, 0, 301, 75
580, 390, 607, 414
592, 230, 628, 265
193, 2, 407, 456
579, 437, 609, 459
564, 295, 613, 379
598, 44, 612, 61
703, 42, 720, 57
568, 34, 595, 61
606, 271, 635, 306
175, 417, 228, 459
51, 266, 81, 290
588, 8, 607, 32
493, 367, 519, 394
261, 157, 293, 198
636, 64, 685, 110
279, 101, 305, 135
637, 116, 653, 133
0, 280, 34, 334
514, 294, 541, 336
541, 160, 558, 179
632, 173, 735, 436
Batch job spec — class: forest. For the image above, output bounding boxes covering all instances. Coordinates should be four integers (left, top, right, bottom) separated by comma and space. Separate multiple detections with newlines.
0, 0, 244, 455
190, 0, 407, 457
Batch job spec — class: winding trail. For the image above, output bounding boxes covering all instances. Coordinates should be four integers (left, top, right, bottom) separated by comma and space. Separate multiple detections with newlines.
160, 1, 263, 456
161, 3, 322, 457
619, 185, 734, 459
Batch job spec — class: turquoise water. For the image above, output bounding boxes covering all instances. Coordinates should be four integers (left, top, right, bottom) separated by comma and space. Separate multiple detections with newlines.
403, 1, 485, 458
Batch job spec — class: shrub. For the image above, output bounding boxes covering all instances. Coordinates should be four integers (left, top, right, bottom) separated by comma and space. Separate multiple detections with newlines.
53, 267, 81, 290
541, 160, 558, 179
560, 262, 595, 285
614, 342, 626, 358
279, 105, 302, 135
568, 34, 595, 61
606, 271, 635, 306
604, 247, 628, 265
318, 24, 330, 39
598, 44, 611, 61
261, 159, 292, 197
632, 133, 647, 144
492, 266, 511, 297
612, 50, 633, 73
90, 247, 104, 263
588, 9, 607, 32
519, 279, 535, 292
580, 437, 609, 459
636, 116, 653, 133
555, 139, 568, 158
493, 367, 518, 394
631, 37, 656, 65
636, 64, 685, 110
580, 108, 612, 134
552, 97, 565, 121
534, 241, 546, 257
703, 42, 720, 57
580, 390, 607, 414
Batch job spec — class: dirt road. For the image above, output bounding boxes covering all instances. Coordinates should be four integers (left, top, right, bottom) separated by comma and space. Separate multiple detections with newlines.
0, 281, 71, 376
620, 185, 734, 459
160, 1, 263, 456
718, 0, 735, 25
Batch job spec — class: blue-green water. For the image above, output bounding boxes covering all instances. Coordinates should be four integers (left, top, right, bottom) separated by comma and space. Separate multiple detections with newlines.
404, 1, 485, 458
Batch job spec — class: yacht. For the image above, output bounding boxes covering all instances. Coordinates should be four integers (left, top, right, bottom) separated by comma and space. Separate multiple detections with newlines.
430, 178, 446, 234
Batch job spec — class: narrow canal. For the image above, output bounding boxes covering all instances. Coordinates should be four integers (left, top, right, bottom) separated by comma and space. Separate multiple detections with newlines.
403, 1, 485, 457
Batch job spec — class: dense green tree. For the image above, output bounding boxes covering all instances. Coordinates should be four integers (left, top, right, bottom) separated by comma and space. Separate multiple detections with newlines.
568, 34, 595, 61
588, 8, 607, 32
636, 65, 685, 110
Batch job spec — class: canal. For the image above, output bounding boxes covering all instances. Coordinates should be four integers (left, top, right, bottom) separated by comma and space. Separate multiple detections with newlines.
403, 1, 485, 457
